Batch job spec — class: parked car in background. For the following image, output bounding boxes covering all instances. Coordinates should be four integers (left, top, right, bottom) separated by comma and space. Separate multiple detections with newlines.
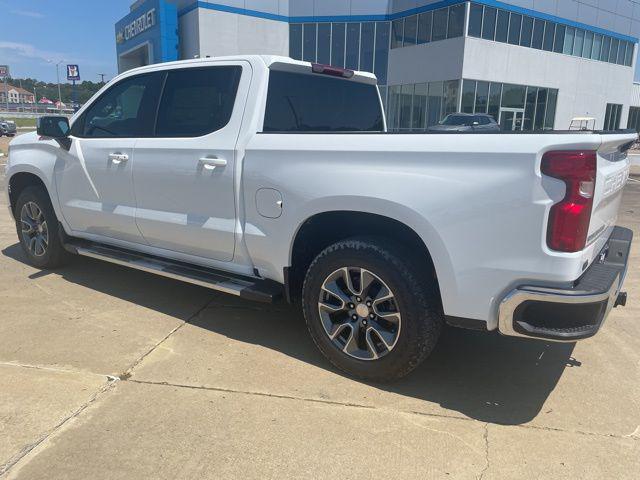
0, 117, 17, 136
4, 56, 636, 381
426, 113, 500, 132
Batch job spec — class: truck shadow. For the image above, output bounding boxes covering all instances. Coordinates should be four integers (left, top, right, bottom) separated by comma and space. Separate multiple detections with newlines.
4, 243, 578, 426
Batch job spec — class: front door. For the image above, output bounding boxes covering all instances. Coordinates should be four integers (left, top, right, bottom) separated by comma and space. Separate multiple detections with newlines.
499, 108, 525, 131
56, 71, 164, 243
132, 62, 249, 262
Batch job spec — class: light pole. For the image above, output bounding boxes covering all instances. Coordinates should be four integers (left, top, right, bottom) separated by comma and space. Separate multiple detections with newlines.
48, 59, 65, 111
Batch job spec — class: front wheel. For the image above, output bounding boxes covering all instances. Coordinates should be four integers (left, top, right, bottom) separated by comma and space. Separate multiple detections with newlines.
14, 186, 70, 269
302, 237, 443, 382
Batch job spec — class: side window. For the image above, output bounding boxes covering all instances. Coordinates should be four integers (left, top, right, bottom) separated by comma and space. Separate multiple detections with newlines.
79, 73, 163, 138
155, 66, 242, 138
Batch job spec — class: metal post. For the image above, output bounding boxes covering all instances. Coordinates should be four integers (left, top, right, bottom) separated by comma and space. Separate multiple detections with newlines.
3, 76, 8, 113
56, 62, 62, 111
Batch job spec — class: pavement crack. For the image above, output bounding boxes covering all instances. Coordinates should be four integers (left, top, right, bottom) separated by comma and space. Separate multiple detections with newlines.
126, 378, 377, 411
117, 297, 215, 380
477, 423, 490, 480
0, 377, 119, 477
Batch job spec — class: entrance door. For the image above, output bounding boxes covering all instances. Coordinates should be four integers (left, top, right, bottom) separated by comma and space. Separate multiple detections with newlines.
499, 108, 525, 131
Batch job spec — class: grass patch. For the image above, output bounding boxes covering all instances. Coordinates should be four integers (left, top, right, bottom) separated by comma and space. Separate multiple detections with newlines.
4, 117, 37, 128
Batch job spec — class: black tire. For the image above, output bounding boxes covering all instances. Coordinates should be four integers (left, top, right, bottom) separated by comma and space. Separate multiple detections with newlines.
14, 185, 70, 269
302, 237, 443, 382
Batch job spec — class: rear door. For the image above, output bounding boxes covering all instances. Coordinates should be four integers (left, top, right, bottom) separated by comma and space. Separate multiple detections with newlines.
132, 62, 249, 262
58, 72, 163, 243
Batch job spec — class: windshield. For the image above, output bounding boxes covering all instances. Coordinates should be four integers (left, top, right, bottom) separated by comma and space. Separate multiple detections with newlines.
440, 114, 474, 126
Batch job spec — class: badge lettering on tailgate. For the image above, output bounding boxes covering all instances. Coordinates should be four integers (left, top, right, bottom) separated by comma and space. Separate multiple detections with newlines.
603, 168, 629, 198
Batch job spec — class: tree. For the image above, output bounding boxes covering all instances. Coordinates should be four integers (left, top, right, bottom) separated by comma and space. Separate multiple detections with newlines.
6, 76, 105, 105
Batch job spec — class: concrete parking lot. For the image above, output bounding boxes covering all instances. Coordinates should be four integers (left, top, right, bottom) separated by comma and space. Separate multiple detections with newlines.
0, 146, 639, 479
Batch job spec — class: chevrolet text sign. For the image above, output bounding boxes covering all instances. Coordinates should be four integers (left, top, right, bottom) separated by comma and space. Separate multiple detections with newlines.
118, 8, 156, 43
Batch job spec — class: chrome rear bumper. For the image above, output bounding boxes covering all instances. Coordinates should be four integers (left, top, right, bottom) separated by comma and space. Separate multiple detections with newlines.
498, 226, 632, 342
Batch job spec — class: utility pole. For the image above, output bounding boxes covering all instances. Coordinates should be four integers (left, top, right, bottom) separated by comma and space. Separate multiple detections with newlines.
56, 61, 63, 110
98, 73, 106, 83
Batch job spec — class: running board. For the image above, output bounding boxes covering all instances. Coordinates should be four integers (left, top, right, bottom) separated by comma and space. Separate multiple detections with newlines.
65, 240, 282, 303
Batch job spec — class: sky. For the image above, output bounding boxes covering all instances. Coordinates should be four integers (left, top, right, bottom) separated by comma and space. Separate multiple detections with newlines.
0, 0, 132, 84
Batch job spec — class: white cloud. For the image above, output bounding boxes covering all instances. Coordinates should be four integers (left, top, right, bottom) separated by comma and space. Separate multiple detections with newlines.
0, 41, 67, 63
11, 9, 45, 19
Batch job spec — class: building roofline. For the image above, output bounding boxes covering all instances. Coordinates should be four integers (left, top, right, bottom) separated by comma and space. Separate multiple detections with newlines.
177, 0, 638, 44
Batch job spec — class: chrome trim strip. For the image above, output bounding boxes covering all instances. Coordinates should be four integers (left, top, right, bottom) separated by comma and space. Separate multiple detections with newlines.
498, 274, 621, 342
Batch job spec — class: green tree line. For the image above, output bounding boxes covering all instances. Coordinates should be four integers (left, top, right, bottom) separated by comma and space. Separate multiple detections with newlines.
5, 77, 106, 105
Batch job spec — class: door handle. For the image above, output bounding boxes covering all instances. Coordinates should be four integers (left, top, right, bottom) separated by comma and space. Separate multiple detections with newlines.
109, 153, 129, 164
199, 157, 227, 170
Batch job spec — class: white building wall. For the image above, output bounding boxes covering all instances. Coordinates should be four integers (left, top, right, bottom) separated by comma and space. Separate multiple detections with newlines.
463, 37, 635, 129
387, 37, 465, 84
179, 9, 200, 59
195, 8, 288, 58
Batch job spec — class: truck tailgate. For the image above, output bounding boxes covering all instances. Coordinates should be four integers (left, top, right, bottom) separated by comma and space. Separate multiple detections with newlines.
588, 133, 635, 253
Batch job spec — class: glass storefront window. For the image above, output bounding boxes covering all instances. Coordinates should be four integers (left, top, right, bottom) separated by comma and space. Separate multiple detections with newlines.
469, 4, 483, 38
331, 23, 346, 68
544, 89, 557, 129
417, 12, 432, 44
448, 4, 465, 39
563, 27, 575, 54
591, 34, 602, 61
531, 19, 544, 49
290, 24, 302, 60
554, 25, 565, 53
399, 84, 414, 129
303, 23, 317, 62
444, 80, 460, 116
432, 9, 448, 41
495, 10, 509, 43
475, 81, 490, 113
427, 82, 443, 127
501, 84, 526, 109
583, 31, 593, 58
374, 22, 390, 84
508, 13, 522, 45
600, 36, 611, 62
520, 16, 533, 47
534, 88, 547, 130
488, 82, 501, 121
346, 23, 360, 70
609, 38, 619, 63
404, 15, 418, 46
542, 22, 555, 51
461, 80, 476, 113
524, 87, 537, 130
625, 42, 634, 66
413, 83, 428, 129
391, 19, 403, 49
482, 7, 497, 41
360, 22, 375, 73
317, 24, 331, 65
573, 29, 584, 57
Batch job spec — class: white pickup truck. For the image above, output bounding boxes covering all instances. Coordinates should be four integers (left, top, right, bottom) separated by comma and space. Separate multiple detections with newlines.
5, 56, 636, 381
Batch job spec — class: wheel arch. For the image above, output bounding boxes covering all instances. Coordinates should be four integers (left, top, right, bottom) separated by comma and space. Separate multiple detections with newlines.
7, 170, 52, 217
286, 209, 453, 308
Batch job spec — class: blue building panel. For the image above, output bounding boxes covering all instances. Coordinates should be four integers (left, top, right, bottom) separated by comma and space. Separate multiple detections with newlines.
116, 0, 179, 65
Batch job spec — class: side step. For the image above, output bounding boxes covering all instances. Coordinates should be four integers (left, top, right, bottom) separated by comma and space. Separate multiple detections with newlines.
64, 240, 283, 303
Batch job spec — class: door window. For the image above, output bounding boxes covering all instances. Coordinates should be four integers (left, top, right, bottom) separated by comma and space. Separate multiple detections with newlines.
155, 66, 242, 138
76, 73, 163, 138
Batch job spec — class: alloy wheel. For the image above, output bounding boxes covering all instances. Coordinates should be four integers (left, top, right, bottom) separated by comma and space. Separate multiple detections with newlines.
318, 267, 402, 360
20, 201, 49, 257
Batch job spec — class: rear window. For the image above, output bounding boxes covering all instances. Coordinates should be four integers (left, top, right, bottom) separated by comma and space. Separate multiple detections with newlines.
263, 70, 384, 132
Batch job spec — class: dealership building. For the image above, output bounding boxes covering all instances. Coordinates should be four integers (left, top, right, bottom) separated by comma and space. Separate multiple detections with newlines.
115, 0, 638, 131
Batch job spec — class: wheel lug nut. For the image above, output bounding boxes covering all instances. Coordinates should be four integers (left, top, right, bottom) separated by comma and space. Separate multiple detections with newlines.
356, 297, 362, 302
362, 320, 368, 325
366, 301, 372, 307
349, 303, 355, 309
369, 313, 375, 319
352, 314, 357, 320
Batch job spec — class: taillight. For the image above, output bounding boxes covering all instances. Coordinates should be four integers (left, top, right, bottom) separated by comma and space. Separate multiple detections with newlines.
311, 63, 355, 78
541, 150, 597, 253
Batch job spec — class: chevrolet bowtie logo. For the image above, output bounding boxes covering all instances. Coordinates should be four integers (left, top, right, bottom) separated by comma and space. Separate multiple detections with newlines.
116, 30, 125, 44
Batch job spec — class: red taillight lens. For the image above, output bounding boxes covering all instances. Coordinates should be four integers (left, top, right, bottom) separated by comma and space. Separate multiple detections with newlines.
541, 150, 597, 253
311, 63, 355, 78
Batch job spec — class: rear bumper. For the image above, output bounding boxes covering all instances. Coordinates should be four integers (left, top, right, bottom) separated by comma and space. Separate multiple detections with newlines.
498, 226, 633, 342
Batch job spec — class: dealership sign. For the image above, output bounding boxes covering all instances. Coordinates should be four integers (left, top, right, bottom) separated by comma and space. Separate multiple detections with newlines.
117, 8, 156, 44
0, 65, 8, 79
67, 64, 80, 81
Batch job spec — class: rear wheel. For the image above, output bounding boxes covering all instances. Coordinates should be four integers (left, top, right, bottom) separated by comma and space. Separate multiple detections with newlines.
14, 186, 70, 269
302, 237, 443, 382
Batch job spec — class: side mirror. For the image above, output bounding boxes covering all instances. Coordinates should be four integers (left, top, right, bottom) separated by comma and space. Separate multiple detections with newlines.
37, 116, 70, 138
